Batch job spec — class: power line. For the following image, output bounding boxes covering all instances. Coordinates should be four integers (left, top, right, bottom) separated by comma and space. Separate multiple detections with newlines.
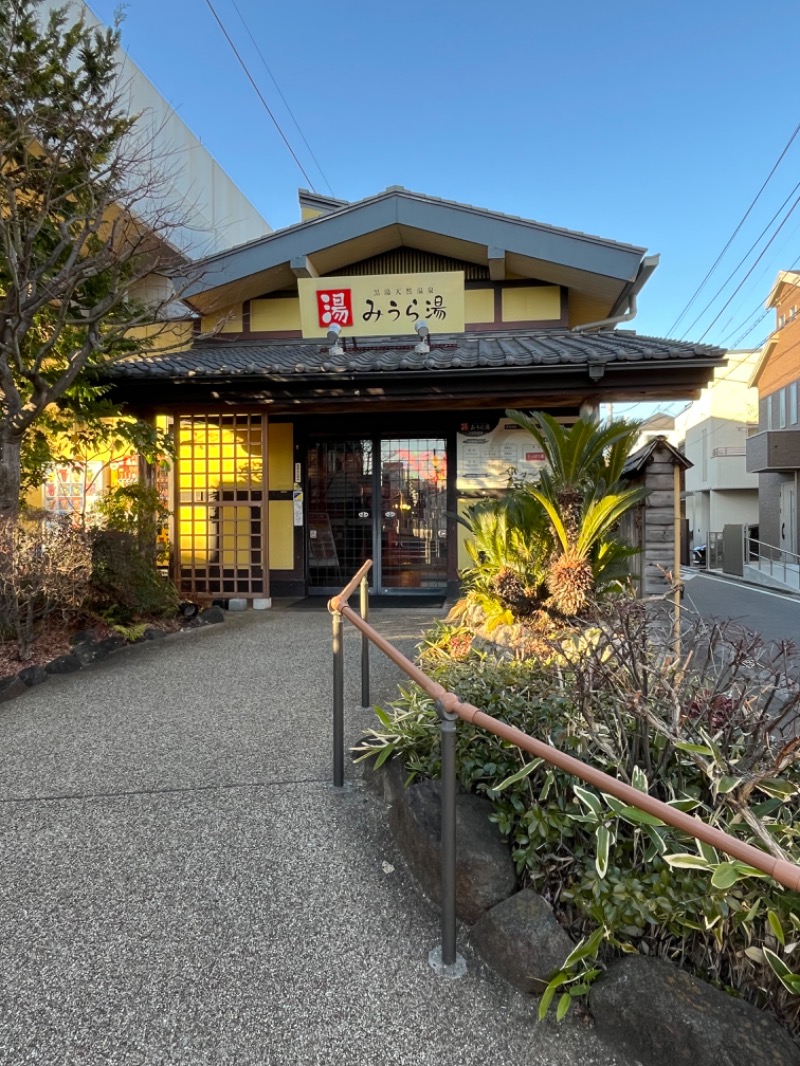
667, 119, 800, 337
227, 0, 335, 196
728, 310, 771, 349
714, 247, 800, 348
202, 0, 317, 191
695, 190, 800, 344
683, 177, 800, 340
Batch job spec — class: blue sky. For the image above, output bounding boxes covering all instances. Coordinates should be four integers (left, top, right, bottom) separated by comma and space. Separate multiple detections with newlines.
88, 0, 800, 414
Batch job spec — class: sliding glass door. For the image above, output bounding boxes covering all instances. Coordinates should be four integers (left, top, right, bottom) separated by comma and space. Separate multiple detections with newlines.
307, 436, 447, 593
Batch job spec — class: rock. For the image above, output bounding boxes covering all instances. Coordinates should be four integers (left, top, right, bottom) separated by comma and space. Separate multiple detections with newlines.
45, 654, 82, 674
18, 666, 48, 687
143, 627, 166, 641
69, 629, 96, 647
70, 642, 98, 666
359, 751, 408, 805
198, 606, 226, 626
0, 675, 27, 702
96, 636, 125, 655
470, 889, 574, 994
589, 955, 800, 1066
389, 779, 517, 923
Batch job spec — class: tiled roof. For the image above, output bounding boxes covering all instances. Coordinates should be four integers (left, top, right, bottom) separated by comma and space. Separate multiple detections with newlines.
622, 436, 691, 475
110, 329, 725, 380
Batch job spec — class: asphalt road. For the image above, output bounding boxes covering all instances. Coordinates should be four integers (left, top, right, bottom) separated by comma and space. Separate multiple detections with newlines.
682, 570, 800, 648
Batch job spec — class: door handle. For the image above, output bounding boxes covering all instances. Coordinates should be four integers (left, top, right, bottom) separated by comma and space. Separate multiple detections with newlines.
782, 523, 786, 539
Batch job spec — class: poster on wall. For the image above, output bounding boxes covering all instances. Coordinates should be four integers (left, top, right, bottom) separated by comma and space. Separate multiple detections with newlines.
456, 418, 547, 493
43, 462, 105, 517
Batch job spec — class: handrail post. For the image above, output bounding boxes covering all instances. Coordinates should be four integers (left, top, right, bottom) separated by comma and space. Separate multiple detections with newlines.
360, 574, 370, 708
332, 607, 344, 788
428, 699, 465, 977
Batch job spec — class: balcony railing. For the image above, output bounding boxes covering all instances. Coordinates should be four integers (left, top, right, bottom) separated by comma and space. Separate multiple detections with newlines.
711, 446, 746, 457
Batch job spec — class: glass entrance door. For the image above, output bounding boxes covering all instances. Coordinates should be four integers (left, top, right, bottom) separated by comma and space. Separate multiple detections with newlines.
306, 437, 446, 593
307, 439, 374, 589
379, 438, 447, 589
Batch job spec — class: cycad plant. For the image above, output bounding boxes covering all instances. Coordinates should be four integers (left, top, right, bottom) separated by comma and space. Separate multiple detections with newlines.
505, 411, 647, 617
456, 492, 551, 627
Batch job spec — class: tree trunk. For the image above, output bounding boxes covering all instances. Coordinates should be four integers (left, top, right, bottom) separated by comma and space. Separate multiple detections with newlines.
0, 433, 23, 519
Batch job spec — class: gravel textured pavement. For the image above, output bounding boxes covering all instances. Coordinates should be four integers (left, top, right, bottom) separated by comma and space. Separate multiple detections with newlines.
0, 604, 639, 1065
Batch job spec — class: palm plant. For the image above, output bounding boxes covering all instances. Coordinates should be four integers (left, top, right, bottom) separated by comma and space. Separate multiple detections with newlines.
505, 411, 647, 617
456, 494, 551, 626
531, 486, 647, 615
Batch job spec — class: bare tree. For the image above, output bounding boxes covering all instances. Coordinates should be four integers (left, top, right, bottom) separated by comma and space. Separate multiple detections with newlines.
0, 0, 194, 516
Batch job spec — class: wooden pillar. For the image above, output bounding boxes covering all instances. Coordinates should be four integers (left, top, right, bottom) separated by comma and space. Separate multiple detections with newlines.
261, 414, 270, 603
672, 461, 682, 657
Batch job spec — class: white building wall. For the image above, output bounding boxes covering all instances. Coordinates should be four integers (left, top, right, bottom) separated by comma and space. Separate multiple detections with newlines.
685, 491, 710, 548
711, 490, 759, 531
676, 350, 760, 544
41, 0, 272, 258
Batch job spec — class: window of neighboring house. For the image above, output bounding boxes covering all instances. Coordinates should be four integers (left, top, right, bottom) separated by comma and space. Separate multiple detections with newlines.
779, 313, 786, 328
780, 387, 787, 428
792, 306, 798, 320
767, 396, 773, 430
791, 381, 799, 426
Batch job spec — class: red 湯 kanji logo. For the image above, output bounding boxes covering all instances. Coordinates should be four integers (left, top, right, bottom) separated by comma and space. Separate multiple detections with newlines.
317, 289, 353, 328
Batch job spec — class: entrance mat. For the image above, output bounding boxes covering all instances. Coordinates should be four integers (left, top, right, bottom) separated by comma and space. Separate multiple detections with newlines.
286, 595, 446, 610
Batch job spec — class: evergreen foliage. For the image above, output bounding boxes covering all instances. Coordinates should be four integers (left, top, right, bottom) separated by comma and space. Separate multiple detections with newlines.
0, 0, 187, 515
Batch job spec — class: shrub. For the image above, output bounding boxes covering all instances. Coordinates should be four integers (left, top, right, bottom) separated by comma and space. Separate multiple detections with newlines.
355, 602, 800, 1035
90, 530, 178, 623
90, 483, 177, 622
0, 510, 92, 660
93, 483, 171, 565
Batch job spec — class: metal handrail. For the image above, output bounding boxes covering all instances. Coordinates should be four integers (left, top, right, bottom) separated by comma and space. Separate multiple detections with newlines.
328, 564, 800, 970
746, 534, 800, 582
329, 560, 373, 787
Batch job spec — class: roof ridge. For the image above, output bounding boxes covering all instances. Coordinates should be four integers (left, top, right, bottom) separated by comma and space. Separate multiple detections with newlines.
189, 187, 648, 269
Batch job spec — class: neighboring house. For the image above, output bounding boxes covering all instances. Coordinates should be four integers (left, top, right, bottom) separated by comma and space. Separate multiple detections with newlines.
30, 0, 272, 519
746, 271, 800, 558
101, 187, 726, 603
675, 349, 760, 552
632, 411, 678, 451
43, 0, 273, 259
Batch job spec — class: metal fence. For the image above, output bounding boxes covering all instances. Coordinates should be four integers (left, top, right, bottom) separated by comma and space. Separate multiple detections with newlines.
706, 530, 724, 569
329, 560, 800, 973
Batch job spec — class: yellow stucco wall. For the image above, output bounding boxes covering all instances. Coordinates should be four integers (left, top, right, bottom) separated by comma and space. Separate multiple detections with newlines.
501, 286, 561, 322
203, 282, 569, 336
268, 423, 294, 489
568, 292, 610, 329
200, 306, 244, 335
268, 422, 295, 569
251, 298, 302, 332
465, 288, 495, 324
269, 501, 295, 570
127, 321, 194, 353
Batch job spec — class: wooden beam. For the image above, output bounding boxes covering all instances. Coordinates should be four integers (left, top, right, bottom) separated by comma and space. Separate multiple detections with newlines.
290, 255, 318, 278
488, 246, 506, 282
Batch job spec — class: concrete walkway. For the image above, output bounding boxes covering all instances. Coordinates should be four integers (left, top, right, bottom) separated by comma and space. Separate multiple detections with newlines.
0, 605, 636, 1066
